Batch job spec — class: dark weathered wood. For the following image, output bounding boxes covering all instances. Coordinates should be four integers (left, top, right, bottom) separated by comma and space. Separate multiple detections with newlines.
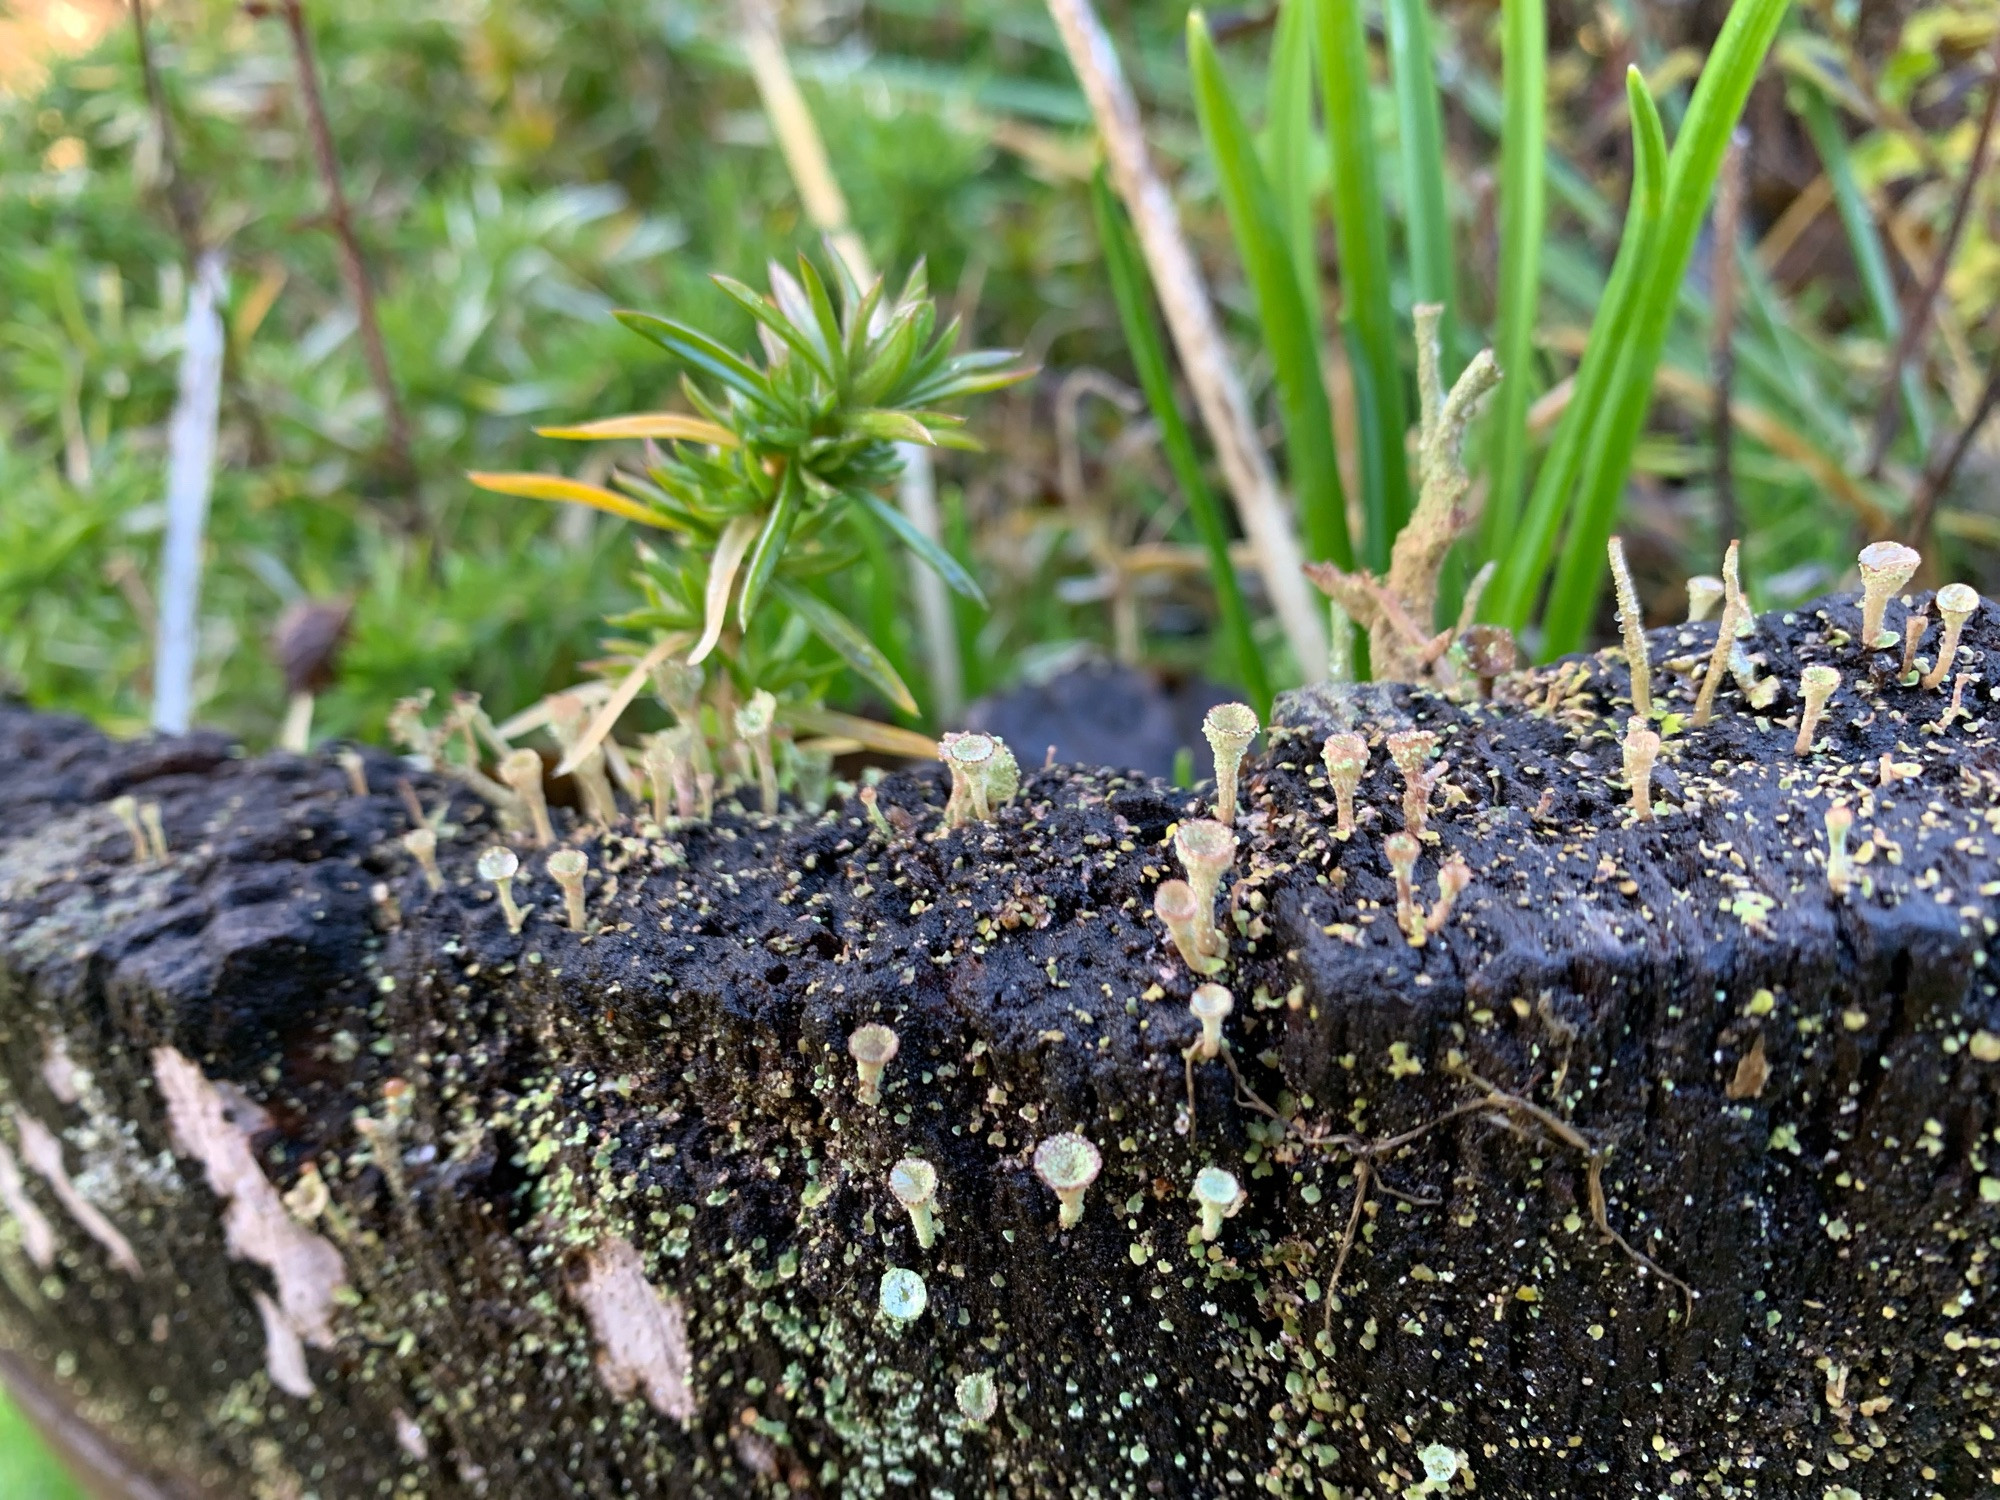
0, 591, 1994, 1499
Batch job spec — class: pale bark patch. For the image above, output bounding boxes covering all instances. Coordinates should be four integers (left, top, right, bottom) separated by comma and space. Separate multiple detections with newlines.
151, 1047, 347, 1359
14, 1110, 140, 1276
0, 1137, 56, 1269
568, 1235, 695, 1420
252, 1289, 313, 1398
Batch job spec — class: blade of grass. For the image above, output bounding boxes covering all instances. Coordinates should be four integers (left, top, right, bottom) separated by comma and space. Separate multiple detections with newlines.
1314, 0, 1413, 570
1382, 0, 1457, 368
1478, 0, 1546, 562
1264, 0, 1322, 326
1794, 82, 1931, 451
1188, 11, 1354, 571
1092, 169, 1272, 715
1540, 0, 1793, 656
1486, 68, 1666, 632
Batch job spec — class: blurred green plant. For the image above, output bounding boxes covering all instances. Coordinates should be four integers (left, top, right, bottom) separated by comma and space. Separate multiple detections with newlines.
1154, 0, 1789, 669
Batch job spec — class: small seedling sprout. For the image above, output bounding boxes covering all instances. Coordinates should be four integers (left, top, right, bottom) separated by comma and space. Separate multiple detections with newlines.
1622, 719, 1660, 820
138, 802, 168, 863
477, 846, 526, 932
1191, 1166, 1246, 1242
1824, 802, 1854, 899
1793, 665, 1841, 756
109, 796, 147, 864
1188, 983, 1233, 1061
1385, 832, 1422, 944
1032, 1133, 1101, 1229
1856, 540, 1921, 651
1920, 583, 1980, 690
1607, 536, 1651, 718
546, 849, 589, 930
500, 748, 555, 847
955, 1372, 998, 1425
847, 1024, 899, 1107
859, 784, 894, 841
336, 747, 369, 798
1685, 575, 1724, 624
1386, 730, 1444, 838
402, 828, 443, 892
1202, 702, 1258, 824
888, 1158, 939, 1249
734, 689, 779, 814
1321, 733, 1368, 837
1155, 880, 1225, 975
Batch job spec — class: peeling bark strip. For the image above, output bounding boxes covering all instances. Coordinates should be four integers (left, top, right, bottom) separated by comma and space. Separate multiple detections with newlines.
0, 591, 1996, 1498
568, 1236, 696, 1421
151, 1046, 346, 1347
13, 1111, 141, 1277
0, 1138, 55, 1270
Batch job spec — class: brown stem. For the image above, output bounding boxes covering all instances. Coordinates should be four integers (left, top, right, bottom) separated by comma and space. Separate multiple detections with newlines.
272, 0, 423, 534
1903, 338, 2000, 549
1863, 43, 2000, 479
1710, 130, 1747, 549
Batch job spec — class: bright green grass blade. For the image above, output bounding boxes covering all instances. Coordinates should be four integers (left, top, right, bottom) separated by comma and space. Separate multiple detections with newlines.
1188, 11, 1353, 571
1314, 0, 1412, 570
1796, 82, 1930, 451
1382, 0, 1457, 367
1264, 0, 1322, 326
1539, 0, 1792, 656
0, 1392, 85, 1500
1478, 0, 1547, 561
1486, 68, 1666, 632
1092, 169, 1272, 716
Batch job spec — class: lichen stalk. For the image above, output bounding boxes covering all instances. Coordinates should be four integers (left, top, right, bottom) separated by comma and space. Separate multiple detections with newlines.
1607, 536, 1651, 718
1622, 719, 1660, 820
1692, 541, 1745, 728
1321, 733, 1367, 837
1920, 583, 1980, 690
500, 748, 555, 847
1793, 665, 1840, 756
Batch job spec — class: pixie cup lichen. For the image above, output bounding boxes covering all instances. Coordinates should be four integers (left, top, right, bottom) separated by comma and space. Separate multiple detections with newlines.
1191, 1166, 1245, 1242
888, 1157, 939, 1249
1202, 702, 1258, 825
1188, 983, 1233, 1061
477, 847, 526, 932
546, 848, 589, 931
847, 1024, 900, 1107
1033, 1133, 1102, 1229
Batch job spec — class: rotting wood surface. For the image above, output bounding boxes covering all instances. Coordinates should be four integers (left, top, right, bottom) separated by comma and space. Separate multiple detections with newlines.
0, 589, 1994, 1498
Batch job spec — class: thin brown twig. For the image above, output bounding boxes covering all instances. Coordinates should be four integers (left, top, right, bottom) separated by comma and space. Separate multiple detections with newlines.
1864, 42, 2000, 479
267, 0, 423, 534
1904, 337, 2000, 549
1323, 1158, 1371, 1329
130, 0, 202, 257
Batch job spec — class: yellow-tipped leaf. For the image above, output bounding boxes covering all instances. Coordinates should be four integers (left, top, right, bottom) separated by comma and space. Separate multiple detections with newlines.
467, 472, 666, 528
533, 413, 739, 447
